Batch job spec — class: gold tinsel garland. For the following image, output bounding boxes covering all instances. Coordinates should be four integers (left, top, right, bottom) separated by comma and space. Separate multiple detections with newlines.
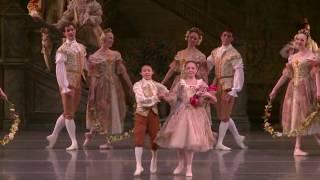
90, 107, 134, 143
287, 102, 320, 137
0, 101, 21, 146
93, 122, 134, 143
263, 100, 320, 137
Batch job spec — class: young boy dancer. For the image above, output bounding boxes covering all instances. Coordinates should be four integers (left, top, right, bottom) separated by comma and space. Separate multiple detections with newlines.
133, 65, 169, 176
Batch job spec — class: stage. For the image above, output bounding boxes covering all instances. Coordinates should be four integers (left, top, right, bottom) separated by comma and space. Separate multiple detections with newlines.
0, 131, 320, 180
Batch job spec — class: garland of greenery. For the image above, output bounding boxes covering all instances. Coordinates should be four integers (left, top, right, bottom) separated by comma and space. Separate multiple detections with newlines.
262, 100, 283, 137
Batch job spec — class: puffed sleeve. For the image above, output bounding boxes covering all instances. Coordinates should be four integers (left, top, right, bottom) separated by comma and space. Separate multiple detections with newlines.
155, 82, 169, 94
87, 56, 99, 77
169, 52, 181, 72
55, 51, 70, 94
310, 39, 319, 53
280, 40, 296, 59
164, 80, 183, 105
308, 53, 320, 78
114, 52, 125, 73
228, 58, 244, 97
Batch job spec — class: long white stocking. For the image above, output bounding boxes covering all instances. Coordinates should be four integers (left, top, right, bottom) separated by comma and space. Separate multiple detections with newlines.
46, 114, 65, 149
228, 118, 240, 137
228, 118, 247, 149
216, 121, 231, 150
134, 147, 144, 176
150, 150, 157, 173
65, 119, 78, 151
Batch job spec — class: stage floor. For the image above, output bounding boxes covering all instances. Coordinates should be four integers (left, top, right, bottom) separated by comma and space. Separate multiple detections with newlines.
1, 131, 320, 180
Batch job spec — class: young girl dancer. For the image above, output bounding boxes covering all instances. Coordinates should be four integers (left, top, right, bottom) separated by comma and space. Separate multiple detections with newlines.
156, 61, 216, 177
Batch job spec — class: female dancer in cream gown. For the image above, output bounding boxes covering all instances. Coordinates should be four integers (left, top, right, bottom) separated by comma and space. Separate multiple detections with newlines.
83, 28, 133, 149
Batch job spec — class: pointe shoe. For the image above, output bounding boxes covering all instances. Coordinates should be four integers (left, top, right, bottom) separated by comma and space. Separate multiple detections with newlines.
66, 142, 78, 151
46, 135, 57, 149
216, 143, 232, 151
294, 148, 308, 156
83, 133, 93, 147
173, 164, 184, 175
185, 166, 192, 177
99, 143, 113, 149
235, 135, 248, 149
186, 171, 192, 177
134, 166, 144, 176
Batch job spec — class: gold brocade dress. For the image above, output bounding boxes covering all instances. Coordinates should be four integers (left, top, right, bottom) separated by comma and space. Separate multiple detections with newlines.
169, 49, 208, 89
86, 51, 127, 134
281, 55, 320, 136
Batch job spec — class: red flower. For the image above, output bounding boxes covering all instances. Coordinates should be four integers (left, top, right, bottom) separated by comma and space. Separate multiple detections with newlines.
190, 95, 200, 107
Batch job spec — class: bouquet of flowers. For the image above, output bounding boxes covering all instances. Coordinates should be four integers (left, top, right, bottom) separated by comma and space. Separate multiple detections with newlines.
190, 84, 218, 107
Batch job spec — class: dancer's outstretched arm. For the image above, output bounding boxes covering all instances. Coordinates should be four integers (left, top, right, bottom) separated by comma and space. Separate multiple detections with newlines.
269, 75, 288, 101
